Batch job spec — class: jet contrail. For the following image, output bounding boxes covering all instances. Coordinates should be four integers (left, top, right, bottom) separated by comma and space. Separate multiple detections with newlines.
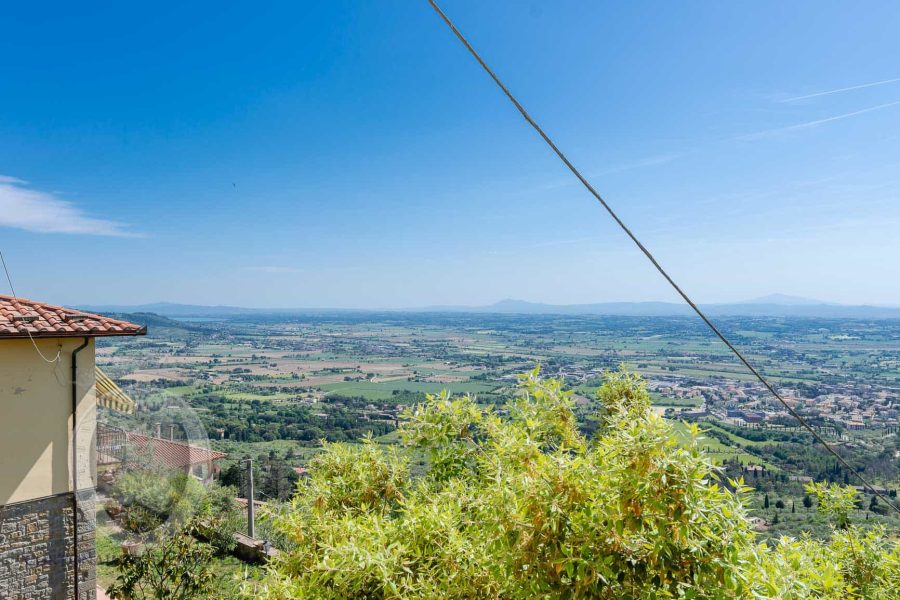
783, 77, 900, 102
741, 99, 900, 140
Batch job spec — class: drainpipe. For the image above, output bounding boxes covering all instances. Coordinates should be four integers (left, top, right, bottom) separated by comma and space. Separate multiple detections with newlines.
71, 336, 89, 600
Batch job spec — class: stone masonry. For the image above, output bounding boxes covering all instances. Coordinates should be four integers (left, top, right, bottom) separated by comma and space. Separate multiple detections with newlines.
0, 491, 96, 600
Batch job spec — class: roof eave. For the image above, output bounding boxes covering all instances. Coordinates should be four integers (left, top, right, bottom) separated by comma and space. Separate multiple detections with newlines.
0, 326, 147, 340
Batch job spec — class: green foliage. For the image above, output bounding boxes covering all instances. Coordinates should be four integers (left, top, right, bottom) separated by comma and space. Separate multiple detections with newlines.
302, 435, 408, 515
805, 481, 858, 529
749, 481, 900, 598
255, 502, 299, 553
113, 470, 206, 533
96, 527, 122, 565
757, 526, 900, 599
252, 368, 899, 599
112, 469, 242, 554
593, 367, 651, 429
107, 522, 215, 600
120, 505, 164, 535
196, 483, 244, 555
261, 460, 300, 501
257, 369, 740, 597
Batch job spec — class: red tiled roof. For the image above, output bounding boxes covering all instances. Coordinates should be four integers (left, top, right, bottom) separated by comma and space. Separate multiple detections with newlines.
126, 433, 226, 470
0, 294, 146, 339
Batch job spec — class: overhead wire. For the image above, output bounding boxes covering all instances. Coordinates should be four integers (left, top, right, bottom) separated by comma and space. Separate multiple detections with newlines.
426, 0, 900, 516
0, 249, 62, 363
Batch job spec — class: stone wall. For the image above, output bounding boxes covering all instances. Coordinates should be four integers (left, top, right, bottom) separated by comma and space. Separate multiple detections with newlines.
0, 491, 96, 600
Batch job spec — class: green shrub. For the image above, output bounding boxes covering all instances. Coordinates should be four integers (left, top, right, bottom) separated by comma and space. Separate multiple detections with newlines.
112, 470, 206, 532
255, 502, 298, 553
112, 469, 242, 552
196, 483, 244, 556
757, 524, 900, 598
120, 505, 164, 535
253, 367, 900, 598
107, 521, 214, 600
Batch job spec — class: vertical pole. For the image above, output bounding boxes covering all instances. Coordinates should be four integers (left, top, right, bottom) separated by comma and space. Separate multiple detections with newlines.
71, 337, 89, 600
247, 459, 256, 538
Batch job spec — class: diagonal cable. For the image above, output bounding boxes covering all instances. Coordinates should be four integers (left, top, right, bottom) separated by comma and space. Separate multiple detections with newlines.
0, 249, 62, 363
426, 0, 900, 515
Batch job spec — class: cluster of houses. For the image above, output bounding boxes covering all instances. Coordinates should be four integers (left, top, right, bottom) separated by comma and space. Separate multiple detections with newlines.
786, 391, 898, 430
647, 375, 897, 431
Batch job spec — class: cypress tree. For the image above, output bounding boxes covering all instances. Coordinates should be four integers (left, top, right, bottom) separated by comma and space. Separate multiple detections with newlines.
803, 494, 813, 511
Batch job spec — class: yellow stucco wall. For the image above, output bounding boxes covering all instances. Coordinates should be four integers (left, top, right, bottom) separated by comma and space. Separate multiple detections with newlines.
0, 338, 97, 505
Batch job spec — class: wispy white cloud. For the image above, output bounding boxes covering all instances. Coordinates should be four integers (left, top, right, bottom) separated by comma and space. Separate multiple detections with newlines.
738, 100, 900, 141
529, 236, 598, 248
534, 153, 683, 193
246, 265, 305, 274
781, 77, 900, 102
0, 175, 139, 236
589, 153, 684, 178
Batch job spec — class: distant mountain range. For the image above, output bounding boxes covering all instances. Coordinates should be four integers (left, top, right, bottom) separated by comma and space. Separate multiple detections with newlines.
83, 302, 268, 317
739, 293, 830, 306
81, 296, 900, 319
416, 297, 900, 318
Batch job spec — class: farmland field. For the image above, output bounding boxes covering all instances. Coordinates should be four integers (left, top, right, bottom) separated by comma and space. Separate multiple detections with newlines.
97, 310, 900, 538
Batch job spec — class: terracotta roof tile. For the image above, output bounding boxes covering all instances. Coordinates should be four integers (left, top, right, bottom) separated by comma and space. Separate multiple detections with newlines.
0, 294, 146, 339
126, 433, 226, 470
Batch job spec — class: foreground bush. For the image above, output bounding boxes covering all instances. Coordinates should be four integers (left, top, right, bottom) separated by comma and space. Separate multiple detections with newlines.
112, 470, 205, 532
254, 369, 899, 599
112, 469, 243, 554
107, 472, 245, 599
107, 520, 215, 600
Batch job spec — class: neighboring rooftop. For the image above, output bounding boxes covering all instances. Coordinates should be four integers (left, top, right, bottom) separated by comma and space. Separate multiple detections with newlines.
126, 432, 226, 470
0, 294, 146, 338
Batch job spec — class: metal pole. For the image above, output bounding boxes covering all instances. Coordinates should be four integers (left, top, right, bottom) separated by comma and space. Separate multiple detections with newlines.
247, 459, 256, 538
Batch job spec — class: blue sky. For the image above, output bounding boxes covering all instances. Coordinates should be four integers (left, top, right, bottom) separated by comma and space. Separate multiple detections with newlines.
1, 1, 899, 308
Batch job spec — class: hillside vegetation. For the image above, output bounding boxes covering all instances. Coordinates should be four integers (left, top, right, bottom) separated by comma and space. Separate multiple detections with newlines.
252, 369, 899, 599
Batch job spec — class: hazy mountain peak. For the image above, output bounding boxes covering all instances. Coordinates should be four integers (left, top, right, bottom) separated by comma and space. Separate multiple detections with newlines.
491, 298, 540, 308
741, 294, 828, 306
